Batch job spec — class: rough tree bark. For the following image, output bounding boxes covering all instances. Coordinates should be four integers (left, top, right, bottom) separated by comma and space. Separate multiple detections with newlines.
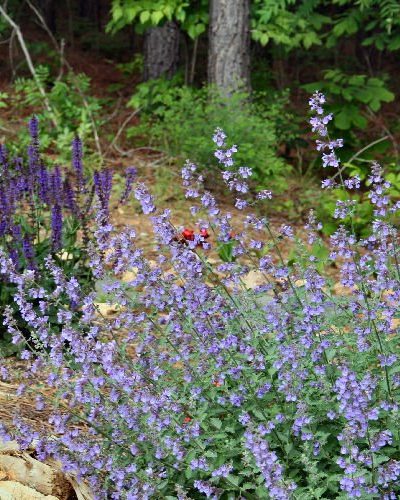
143, 21, 180, 81
208, 0, 251, 93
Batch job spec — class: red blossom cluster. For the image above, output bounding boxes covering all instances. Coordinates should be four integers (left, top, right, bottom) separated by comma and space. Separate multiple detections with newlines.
175, 228, 210, 246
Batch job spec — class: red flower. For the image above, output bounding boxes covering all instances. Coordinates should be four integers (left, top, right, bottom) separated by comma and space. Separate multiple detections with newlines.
183, 416, 192, 423
200, 228, 210, 239
181, 228, 195, 241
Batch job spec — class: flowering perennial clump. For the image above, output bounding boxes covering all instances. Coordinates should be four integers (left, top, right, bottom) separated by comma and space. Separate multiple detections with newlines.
0, 93, 400, 499
0, 117, 135, 347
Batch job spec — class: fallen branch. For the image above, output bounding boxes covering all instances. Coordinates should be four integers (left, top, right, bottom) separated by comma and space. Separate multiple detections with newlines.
107, 108, 141, 154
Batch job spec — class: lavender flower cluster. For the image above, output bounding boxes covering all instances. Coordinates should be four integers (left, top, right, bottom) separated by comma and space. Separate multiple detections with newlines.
1, 118, 85, 261
0, 93, 400, 499
0, 117, 136, 344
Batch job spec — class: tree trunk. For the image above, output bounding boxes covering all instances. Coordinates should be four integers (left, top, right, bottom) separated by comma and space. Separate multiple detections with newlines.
143, 21, 180, 81
208, 0, 251, 93
79, 0, 102, 31
38, 0, 56, 34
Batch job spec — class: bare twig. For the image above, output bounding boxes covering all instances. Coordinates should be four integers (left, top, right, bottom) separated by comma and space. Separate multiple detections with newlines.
101, 95, 123, 125
107, 108, 141, 153
111, 142, 165, 158
0, 3, 58, 128
55, 38, 65, 82
8, 26, 16, 79
0, 124, 14, 132
331, 135, 389, 182
0, 34, 13, 44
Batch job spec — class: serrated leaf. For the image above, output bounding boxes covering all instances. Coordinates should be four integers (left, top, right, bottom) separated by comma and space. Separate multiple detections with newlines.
374, 454, 390, 465
226, 474, 241, 487
210, 418, 222, 430
252, 409, 266, 420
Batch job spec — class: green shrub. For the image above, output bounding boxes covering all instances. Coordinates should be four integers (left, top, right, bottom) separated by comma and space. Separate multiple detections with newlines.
127, 82, 289, 189
303, 70, 395, 131
12, 65, 103, 161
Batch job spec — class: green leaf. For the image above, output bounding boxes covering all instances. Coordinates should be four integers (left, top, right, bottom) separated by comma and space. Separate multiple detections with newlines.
255, 486, 268, 496
151, 11, 164, 24
226, 474, 241, 487
210, 417, 222, 430
252, 409, 266, 420
311, 242, 329, 261
334, 108, 352, 130
163, 4, 174, 20
374, 454, 390, 465
388, 36, 400, 50
112, 4, 123, 21
140, 10, 150, 24
260, 33, 269, 46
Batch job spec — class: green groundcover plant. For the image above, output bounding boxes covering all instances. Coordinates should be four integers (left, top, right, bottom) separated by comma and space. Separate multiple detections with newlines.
0, 93, 400, 499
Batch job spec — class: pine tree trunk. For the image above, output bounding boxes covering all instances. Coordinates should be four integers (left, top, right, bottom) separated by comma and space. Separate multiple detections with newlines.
208, 0, 251, 92
143, 21, 180, 81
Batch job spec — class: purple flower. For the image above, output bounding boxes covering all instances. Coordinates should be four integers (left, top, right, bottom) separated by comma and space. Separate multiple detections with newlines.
378, 354, 397, 367
22, 235, 36, 270
244, 430, 296, 499
72, 136, 84, 191
212, 128, 226, 147
190, 457, 209, 471
309, 91, 326, 114
256, 190, 273, 200
134, 183, 156, 214
211, 463, 233, 478
119, 166, 137, 204
51, 204, 63, 251
194, 480, 218, 498
94, 168, 113, 215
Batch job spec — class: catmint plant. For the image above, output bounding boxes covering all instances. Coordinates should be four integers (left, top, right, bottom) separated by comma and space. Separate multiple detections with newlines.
0, 93, 399, 499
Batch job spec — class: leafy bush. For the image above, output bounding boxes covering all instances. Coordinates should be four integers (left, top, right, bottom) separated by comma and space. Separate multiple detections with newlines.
12, 65, 103, 160
1, 94, 400, 498
303, 70, 395, 131
128, 82, 288, 189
